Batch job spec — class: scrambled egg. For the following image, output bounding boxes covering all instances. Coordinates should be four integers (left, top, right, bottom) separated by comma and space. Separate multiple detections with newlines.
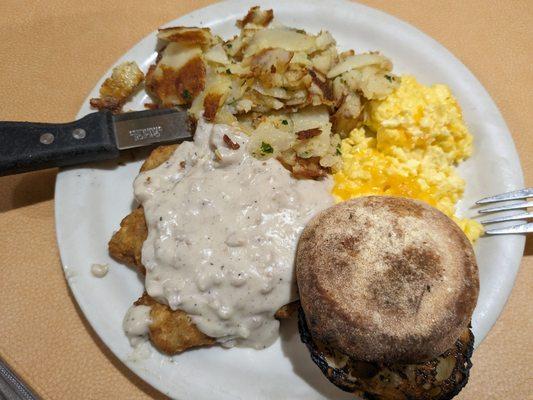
332, 76, 483, 242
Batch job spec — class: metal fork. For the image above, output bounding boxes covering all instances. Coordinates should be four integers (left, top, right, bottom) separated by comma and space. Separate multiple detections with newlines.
476, 188, 533, 235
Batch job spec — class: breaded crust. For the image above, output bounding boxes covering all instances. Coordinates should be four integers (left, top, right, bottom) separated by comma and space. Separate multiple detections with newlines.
296, 196, 479, 364
108, 207, 146, 274
109, 144, 295, 354
139, 144, 178, 172
108, 145, 178, 274
135, 293, 215, 354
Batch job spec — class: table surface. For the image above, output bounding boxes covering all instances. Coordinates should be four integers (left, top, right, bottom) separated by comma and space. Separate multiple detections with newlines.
0, 0, 531, 399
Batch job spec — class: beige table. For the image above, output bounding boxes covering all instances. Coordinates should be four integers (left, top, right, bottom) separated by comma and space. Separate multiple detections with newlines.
0, 0, 531, 398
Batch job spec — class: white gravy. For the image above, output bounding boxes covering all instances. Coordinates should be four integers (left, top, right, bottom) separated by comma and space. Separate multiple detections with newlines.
133, 120, 333, 349
91, 263, 109, 278
123, 305, 152, 347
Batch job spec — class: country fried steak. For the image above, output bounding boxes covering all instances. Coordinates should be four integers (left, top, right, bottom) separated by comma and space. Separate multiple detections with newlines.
109, 144, 297, 354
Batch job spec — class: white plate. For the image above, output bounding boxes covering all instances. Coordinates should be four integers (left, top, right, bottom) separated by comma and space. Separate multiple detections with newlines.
55, 0, 525, 398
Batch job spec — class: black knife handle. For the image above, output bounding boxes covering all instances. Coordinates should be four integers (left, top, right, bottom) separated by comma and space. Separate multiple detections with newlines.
0, 111, 119, 176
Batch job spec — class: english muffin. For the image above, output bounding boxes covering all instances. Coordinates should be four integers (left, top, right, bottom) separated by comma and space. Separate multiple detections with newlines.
296, 196, 479, 399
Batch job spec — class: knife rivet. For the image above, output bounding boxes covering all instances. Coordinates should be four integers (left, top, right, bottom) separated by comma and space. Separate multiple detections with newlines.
40, 133, 54, 145
72, 128, 86, 140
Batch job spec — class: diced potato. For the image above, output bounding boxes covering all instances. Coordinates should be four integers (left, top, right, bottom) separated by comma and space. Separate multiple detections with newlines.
204, 44, 230, 65
158, 43, 203, 70
311, 47, 337, 75
249, 48, 293, 77
90, 61, 144, 112
189, 72, 231, 120
236, 6, 274, 28
291, 106, 330, 132
315, 30, 336, 50
290, 52, 312, 67
141, 6, 401, 173
244, 28, 317, 56
248, 121, 296, 158
253, 83, 289, 99
327, 53, 392, 78
146, 43, 206, 106
157, 27, 214, 48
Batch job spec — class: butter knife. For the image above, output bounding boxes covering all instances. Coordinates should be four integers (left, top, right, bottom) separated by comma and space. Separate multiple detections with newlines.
0, 108, 193, 176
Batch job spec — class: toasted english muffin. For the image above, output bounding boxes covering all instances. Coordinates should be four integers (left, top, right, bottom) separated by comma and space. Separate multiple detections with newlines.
298, 307, 475, 400
295, 196, 479, 399
296, 196, 479, 364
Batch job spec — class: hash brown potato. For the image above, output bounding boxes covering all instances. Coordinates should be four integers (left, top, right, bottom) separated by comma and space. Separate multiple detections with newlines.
90, 61, 144, 113
129, 6, 400, 176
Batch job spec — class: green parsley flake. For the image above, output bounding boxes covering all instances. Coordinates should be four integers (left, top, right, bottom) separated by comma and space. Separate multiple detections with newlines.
281, 119, 288, 125
260, 142, 274, 154
182, 89, 191, 100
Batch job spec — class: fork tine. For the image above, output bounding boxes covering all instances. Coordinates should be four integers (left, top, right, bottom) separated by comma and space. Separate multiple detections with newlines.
478, 201, 532, 214
485, 222, 533, 235
476, 188, 533, 204
480, 211, 533, 224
